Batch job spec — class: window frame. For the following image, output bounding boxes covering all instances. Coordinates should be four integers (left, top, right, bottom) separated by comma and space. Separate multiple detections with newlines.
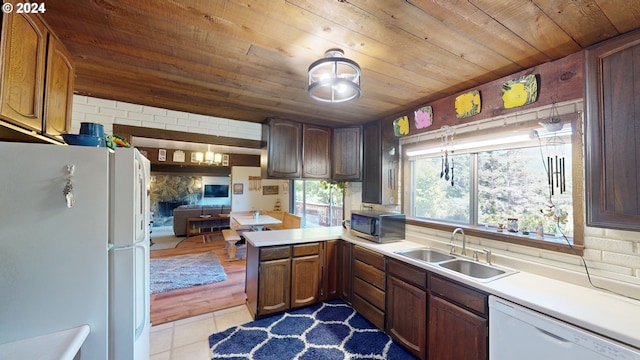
401, 113, 584, 256
291, 179, 344, 228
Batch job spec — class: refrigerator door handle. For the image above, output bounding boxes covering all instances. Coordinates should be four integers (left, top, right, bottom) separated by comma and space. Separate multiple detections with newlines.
135, 243, 149, 340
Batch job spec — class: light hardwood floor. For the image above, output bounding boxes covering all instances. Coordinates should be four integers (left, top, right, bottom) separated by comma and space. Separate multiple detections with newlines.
150, 234, 247, 326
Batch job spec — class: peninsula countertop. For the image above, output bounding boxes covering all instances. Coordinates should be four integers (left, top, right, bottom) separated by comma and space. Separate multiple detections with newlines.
243, 226, 640, 350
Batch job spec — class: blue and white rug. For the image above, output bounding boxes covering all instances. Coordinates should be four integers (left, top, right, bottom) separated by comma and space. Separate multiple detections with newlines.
150, 251, 227, 294
208, 300, 417, 359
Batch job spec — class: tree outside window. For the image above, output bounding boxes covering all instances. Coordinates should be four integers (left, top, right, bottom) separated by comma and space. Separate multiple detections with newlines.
411, 143, 573, 244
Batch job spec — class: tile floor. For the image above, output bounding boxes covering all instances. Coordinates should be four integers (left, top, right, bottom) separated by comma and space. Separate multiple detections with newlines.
149, 304, 253, 360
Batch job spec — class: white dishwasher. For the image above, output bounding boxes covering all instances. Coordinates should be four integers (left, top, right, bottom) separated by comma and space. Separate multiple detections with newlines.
489, 296, 640, 360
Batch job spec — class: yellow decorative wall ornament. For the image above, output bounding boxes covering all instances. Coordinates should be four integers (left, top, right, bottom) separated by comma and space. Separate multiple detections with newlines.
501, 74, 538, 109
393, 115, 409, 136
454, 90, 481, 118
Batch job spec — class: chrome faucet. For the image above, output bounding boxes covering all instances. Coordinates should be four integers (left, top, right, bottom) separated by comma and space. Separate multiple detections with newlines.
450, 228, 467, 256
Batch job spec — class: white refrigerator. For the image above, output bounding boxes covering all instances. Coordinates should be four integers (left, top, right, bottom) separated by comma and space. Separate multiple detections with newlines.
0, 142, 150, 360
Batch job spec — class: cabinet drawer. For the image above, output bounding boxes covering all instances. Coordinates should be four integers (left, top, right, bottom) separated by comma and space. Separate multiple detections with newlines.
293, 242, 320, 257
353, 276, 385, 310
353, 259, 386, 290
353, 293, 385, 330
260, 245, 291, 261
388, 258, 427, 289
354, 245, 385, 270
430, 275, 487, 316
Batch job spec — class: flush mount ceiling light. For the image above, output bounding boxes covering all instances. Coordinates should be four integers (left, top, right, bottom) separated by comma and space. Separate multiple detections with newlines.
308, 48, 361, 103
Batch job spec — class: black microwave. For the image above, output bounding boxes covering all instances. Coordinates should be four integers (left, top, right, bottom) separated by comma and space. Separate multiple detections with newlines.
350, 211, 405, 243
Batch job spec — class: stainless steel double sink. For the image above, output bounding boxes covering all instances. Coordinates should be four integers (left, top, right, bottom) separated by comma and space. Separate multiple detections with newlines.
394, 248, 517, 282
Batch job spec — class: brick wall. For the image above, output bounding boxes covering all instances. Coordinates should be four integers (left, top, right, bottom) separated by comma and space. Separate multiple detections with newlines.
71, 95, 262, 141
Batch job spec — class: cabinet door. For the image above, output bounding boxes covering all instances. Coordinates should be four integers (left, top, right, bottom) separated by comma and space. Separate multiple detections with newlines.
381, 134, 399, 205
332, 126, 362, 181
585, 30, 640, 231
338, 240, 353, 303
362, 120, 381, 203
44, 34, 74, 137
322, 240, 339, 300
291, 254, 321, 308
258, 258, 291, 316
265, 118, 302, 178
0, 12, 48, 131
302, 124, 331, 179
386, 276, 427, 359
428, 295, 487, 360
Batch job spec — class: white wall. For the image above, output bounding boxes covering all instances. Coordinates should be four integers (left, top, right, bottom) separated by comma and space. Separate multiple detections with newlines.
231, 167, 289, 213
200, 176, 232, 207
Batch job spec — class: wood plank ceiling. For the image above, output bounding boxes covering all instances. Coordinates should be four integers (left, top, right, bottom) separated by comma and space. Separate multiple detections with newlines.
42, 0, 640, 127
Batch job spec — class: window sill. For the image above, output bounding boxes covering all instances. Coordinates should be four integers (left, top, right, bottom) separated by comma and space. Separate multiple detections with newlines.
406, 218, 584, 256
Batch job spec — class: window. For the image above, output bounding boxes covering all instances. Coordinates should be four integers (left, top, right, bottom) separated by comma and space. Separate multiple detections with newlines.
292, 180, 343, 228
406, 117, 579, 249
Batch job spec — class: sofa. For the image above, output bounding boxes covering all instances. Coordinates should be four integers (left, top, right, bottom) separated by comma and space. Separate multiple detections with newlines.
173, 205, 231, 236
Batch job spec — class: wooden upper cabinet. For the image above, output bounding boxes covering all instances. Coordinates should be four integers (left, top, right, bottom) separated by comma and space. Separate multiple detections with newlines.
0, 11, 48, 131
332, 126, 362, 181
44, 35, 74, 137
263, 118, 302, 178
362, 119, 399, 204
585, 29, 640, 232
362, 121, 382, 203
302, 124, 331, 179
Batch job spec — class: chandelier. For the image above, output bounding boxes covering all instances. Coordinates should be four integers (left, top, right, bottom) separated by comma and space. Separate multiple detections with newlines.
196, 145, 222, 165
308, 48, 361, 103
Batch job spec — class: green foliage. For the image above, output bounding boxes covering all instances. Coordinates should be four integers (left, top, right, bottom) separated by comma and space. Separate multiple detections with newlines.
413, 145, 574, 237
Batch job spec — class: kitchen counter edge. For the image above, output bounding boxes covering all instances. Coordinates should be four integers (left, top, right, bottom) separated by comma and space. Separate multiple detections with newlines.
243, 227, 640, 350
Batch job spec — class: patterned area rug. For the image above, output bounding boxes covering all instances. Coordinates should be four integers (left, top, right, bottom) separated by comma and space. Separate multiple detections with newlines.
150, 251, 227, 294
208, 300, 417, 360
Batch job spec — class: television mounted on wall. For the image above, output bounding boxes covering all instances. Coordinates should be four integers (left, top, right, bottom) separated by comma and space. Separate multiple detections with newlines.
203, 184, 229, 198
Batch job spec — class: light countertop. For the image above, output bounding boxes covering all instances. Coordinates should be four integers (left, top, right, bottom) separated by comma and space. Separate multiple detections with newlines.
243, 226, 640, 350
232, 214, 282, 227
0, 325, 90, 360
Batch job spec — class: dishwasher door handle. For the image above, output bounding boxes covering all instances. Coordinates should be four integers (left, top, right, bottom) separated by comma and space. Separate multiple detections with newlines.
535, 326, 572, 347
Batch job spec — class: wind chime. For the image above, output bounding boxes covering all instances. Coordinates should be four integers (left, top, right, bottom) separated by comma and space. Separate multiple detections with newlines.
543, 102, 566, 195
439, 125, 455, 186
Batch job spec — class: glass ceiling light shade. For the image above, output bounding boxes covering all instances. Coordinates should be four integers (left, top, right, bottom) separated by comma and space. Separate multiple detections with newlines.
308, 48, 361, 103
205, 145, 214, 164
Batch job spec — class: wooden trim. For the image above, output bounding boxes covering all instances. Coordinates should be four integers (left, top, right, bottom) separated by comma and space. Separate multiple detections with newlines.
138, 146, 259, 169
406, 218, 584, 256
112, 124, 264, 149
401, 108, 585, 256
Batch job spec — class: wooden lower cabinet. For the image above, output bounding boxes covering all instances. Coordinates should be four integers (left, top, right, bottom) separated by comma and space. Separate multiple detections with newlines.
246, 241, 326, 318
352, 245, 386, 330
338, 240, 353, 303
322, 240, 340, 300
258, 258, 291, 316
291, 254, 321, 308
386, 276, 427, 359
428, 295, 487, 360
428, 275, 488, 360
386, 258, 428, 359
